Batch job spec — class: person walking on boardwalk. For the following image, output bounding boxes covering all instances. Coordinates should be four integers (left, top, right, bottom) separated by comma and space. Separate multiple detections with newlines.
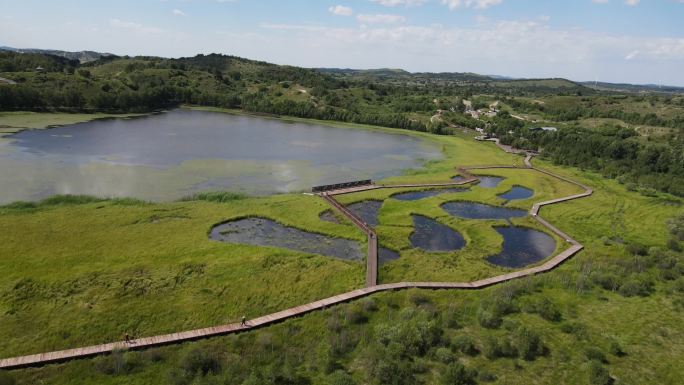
124, 333, 131, 344
240, 315, 247, 327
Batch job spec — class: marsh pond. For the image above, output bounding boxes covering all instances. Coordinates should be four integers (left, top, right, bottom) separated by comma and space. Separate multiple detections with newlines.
0, 109, 442, 203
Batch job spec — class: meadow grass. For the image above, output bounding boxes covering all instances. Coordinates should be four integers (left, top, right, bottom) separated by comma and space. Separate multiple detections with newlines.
0, 112, 683, 384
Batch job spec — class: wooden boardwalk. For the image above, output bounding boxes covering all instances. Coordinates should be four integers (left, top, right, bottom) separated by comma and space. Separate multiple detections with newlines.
0, 147, 593, 370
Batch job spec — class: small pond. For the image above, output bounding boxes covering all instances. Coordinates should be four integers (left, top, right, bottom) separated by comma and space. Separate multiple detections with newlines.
391, 187, 467, 201
498, 186, 534, 201
410, 215, 465, 252
209, 217, 364, 261
487, 226, 556, 268
441, 201, 527, 220
346, 200, 382, 227
379, 247, 400, 265
477, 176, 504, 188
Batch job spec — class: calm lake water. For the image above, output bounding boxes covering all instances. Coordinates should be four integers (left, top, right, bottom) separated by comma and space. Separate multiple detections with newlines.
0, 109, 441, 203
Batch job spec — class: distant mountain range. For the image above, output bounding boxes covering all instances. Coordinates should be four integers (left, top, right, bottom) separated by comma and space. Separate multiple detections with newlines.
580, 81, 684, 94
2, 46, 682, 93
0, 46, 115, 63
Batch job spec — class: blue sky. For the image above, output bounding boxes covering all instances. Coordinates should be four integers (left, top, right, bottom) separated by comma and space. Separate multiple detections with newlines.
1, 0, 684, 85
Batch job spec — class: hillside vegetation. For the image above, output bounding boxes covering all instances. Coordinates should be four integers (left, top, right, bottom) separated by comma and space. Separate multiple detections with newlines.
1, 52, 682, 197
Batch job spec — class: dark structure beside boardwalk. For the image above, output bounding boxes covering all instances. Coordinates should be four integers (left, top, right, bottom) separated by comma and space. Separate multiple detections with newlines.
312, 180, 372, 193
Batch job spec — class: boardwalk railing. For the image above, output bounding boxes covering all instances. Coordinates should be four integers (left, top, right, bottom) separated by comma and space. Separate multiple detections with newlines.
0, 145, 593, 370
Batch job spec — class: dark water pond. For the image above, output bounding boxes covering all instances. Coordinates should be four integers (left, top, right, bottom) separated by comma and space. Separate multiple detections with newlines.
0, 109, 441, 203
477, 176, 504, 188
391, 187, 467, 201
451, 175, 466, 182
409, 215, 465, 252
498, 186, 534, 201
487, 227, 556, 268
346, 200, 383, 227
379, 247, 400, 265
209, 217, 364, 261
441, 202, 527, 220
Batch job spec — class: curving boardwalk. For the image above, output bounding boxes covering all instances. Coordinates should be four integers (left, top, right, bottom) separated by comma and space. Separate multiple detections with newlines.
0, 146, 593, 370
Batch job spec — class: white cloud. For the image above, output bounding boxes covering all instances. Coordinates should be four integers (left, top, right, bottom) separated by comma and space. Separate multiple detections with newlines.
109, 19, 164, 34
625, 0, 640, 5
253, 18, 684, 85
371, 0, 428, 7
357, 14, 406, 24
592, 0, 609, 3
441, 0, 503, 10
329, 5, 353, 16
172, 9, 186, 16
625, 50, 639, 60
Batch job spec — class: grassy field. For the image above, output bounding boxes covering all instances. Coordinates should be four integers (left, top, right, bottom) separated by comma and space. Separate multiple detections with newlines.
0, 112, 683, 384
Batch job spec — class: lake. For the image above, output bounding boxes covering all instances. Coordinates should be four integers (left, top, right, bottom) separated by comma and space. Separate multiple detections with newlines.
0, 109, 442, 203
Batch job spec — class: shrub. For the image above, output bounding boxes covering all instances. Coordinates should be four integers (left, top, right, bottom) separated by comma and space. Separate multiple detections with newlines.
361, 298, 378, 312
477, 370, 498, 382
560, 322, 588, 340
0, 371, 15, 385
609, 341, 626, 357
527, 298, 563, 322
345, 306, 368, 325
40, 194, 104, 206
585, 347, 608, 363
477, 308, 502, 329
440, 361, 477, 385
180, 191, 247, 203
94, 350, 141, 376
453, 335, 479, 356
667, 238, 682, 252
626, 243, 648, 256
327, 370, 355, 385
515, 327, 547, 360
591, 272, 621, 291
618, 278, 653, 297
409, 291, 431, 306
588, 360, 612, 385
435, 347, 454, 363
483, 336, 517, 359
180, 348, 222, 376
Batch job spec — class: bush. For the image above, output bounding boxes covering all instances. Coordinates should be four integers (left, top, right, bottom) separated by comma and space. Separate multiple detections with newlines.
181, 348, 222, 376
409, 292, 431, 306
525, 298, 562, 322
0, 371, 15, 385
477, 308, 502, 329
483, 336, 517, 359
618, 278, 653, 297
453, 335, 479, 356
94, 350, 141, 376
588, 360, 612, 385
585, 347, 608, 363
515, 327, 547, 360
609, 341, 626, 357
440, 361, 477, 385
345, 306, 368, 324
435, 347, 454, 363
667, 238, 682, 252
327, 370, 355, 385
626, 243, 648, 256
180, 191, 247, 203
560, 321, 588, 340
